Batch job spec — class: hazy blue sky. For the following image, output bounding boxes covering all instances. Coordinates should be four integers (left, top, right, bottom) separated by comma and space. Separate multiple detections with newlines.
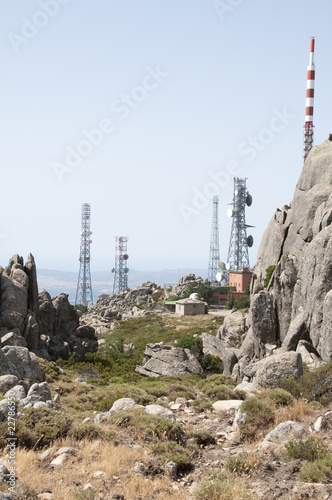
1, 0, 331, 274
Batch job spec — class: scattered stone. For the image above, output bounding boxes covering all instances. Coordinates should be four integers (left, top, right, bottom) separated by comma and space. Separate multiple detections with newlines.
145, 404, 175, 420
212, 400, 243, 413
109, 398, 142, 414
263, 421, 306, 443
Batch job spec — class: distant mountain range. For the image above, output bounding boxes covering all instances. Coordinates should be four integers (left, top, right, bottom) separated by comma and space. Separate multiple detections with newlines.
37, 268, 208, 304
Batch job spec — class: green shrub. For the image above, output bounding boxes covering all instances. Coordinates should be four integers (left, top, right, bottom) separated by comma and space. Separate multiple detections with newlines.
261, 388, 293, 407
204, 384, 239, 402
194, 471, 252, 500
176, 336, 203, 362
298, 455, 332, 483
233, 296, 250, 310
110, 409, 185, 443
285, 438, 328, 462
68, 423, 114, 442
200, 354, 224, 374
225, 290, 234, 310
281, 362, 332, 406
191, 398, 213, 413
225, 452, 260, 476
264, 265, 276, 288
15, 407, 71, 449
36, 357, 60, 383
190, 428, 216, 447
238, 397, 274, 441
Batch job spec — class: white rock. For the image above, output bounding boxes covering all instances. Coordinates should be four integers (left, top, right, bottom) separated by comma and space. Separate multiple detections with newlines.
54, 447, 77, 457
145, 404, 175, 420
109, 398, 141, 414
212, 400, 243, 413
50, 454, 67, 467
263, 421, 306, 443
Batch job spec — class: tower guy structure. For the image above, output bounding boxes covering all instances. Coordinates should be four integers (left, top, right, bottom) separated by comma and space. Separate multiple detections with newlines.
75, 203, 93, 306
112, 237, 129, 294
208, 196, 220, 283
303, 38, 315, 161
226, 178, 253, 271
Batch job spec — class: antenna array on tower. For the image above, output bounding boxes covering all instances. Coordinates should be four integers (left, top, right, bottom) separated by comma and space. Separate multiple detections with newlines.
226, 178, 253, 271
75, 203, 93, 306
112, 237, 129, 294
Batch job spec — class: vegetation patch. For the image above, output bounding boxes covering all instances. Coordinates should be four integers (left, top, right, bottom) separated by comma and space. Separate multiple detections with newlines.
225, 452, 260, 476
194, 471, 253, 500
281, 362, 332, 406
238, 396, 274, 441
14, 407, 71, 450
110, 409, 185, 443
285, 438, 328, 462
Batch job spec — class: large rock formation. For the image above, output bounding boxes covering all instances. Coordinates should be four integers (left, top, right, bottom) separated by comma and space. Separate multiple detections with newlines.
135, 342, 204, 377
0, 254, 98, 362
248, 137, 332, 363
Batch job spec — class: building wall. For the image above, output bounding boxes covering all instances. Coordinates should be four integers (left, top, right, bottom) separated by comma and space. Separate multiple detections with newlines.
175, 302, 205, 316
229, 269, 252, 293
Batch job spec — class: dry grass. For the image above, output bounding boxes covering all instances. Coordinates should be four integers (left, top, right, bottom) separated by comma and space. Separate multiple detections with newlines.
274, 398, 314, 426
9, 438, 188, 499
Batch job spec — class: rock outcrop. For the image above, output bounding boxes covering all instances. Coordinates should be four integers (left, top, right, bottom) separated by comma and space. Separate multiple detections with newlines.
0, 254, 98, 362
248, 138, 332, 362
135, 342, 204, 377
169, 274, 204, 298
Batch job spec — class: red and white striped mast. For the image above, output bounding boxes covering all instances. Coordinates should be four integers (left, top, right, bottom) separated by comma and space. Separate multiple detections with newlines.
303, 38, 315, 161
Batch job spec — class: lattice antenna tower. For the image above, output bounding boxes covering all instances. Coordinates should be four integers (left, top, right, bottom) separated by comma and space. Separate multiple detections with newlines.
208, 196, 220, 283
75, 203, 93, 306
226, 178, 253, 271
112, 237, 129, 294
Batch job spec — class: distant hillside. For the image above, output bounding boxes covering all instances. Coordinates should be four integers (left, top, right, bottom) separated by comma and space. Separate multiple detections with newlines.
37, 268, 208, 304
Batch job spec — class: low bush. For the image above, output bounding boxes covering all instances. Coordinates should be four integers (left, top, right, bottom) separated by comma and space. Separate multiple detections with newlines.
36, 358, 60, 383
285, 438, 328, 462
233, 296, 250, 310
238, 396, 274, 441
194, 471, 253, 500
190, 428, 216, 447
110, 409, 185, 443
191, 398, 213, 413
15, 407, 71, 449
261, 388, 293, 407
200, 354, 224, 374
281, 362, 332, 406
225, 452, 260, 476
298, 454, 332, 483
68, 422, 114, 442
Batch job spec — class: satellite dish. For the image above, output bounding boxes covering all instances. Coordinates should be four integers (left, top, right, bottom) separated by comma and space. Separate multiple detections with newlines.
189, 293, 199, 300
218, 261, 225, 270
247, 235, 254, 248
124, 267, 129, 273
246, 194, 253, 206
227, 208, 234, 218
216, 272, 223, 281
226, 263, 231, 271
235, 189, 238, 196
111, 268, 115, 273
123, 254, 129, 260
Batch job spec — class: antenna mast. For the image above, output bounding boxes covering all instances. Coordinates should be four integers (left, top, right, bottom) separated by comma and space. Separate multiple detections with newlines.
112, 236, 129, 294
75, 203, 93, 306
226, 178, 253, 271
303, 38, 315, 161
208, 196, 220, 283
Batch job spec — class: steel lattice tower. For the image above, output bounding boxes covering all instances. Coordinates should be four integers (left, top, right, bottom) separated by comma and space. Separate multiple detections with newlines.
75, 203, 93, 306
226, 178, 253, 271
208, 196, 220, 283
112, 237, 129, 294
